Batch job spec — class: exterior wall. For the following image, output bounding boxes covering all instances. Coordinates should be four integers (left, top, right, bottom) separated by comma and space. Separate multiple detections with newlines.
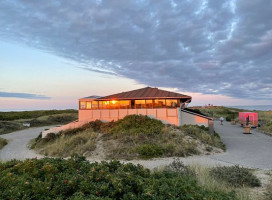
180, 111, 209, 127
79, 108, 179, 126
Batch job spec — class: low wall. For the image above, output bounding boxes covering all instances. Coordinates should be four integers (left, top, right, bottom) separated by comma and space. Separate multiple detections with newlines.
79, 108, 179, 126
180, 111, 209, 127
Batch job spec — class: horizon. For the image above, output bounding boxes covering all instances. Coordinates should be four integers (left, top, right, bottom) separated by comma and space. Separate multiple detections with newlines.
1, 1, 271, 110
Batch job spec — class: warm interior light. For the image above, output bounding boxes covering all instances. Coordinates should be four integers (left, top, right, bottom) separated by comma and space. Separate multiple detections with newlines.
112, 100, 116, 104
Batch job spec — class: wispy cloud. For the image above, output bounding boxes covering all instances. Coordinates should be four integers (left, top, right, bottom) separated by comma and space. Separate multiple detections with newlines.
0, 0, 271, 99
0, 92, 50, 100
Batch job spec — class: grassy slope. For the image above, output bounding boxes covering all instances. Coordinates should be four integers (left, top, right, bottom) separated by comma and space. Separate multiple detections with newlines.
32, 115, 225, 159
0, 137, 8, 150
0, 110, 78, 135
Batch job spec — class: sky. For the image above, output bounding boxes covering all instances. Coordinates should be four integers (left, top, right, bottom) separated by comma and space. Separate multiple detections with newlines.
0, 0, 272, 110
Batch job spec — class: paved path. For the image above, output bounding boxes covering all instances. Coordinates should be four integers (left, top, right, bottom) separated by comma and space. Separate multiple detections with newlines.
211, 121, 272, 170
0, 126, 52, 161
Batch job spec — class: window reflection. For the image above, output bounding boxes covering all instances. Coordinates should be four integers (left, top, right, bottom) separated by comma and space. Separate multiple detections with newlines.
135, 100, 146, 109
166, 99, 178, 108
120, 100, 130, 109
80, 101, 86, 109
92, 101, 99, 109
86, 102, 92, 109
154, 99, 166, 108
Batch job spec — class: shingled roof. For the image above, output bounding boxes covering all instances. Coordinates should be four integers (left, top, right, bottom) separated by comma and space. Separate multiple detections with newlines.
95, 87, 191, 101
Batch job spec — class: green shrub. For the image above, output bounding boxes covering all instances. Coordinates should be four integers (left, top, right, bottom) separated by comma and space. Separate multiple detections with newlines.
0, 137, 8, 150
209, 165, 261, 187
137, 143, 163, 158
226, 116, 231, 121
165, 159, 195, 177
0, 157, 236, 199
109, 115, 164, 135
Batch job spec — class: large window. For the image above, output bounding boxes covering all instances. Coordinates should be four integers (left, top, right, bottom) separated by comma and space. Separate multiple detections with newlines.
135, 100, 146, 109
80, 101, 86, 109
120, 100, 130, 109
92, 101, 99, 109
109, 100, 119, 109
166, 99, 178, 108
86, 102, 92, 109
154, 99, 166, 108
146, 100, 153, 108
100, 101, 110, 109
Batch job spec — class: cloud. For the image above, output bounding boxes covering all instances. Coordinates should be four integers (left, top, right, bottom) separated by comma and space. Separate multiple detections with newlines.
0, 92, 50, 100
0, 0, 271, 100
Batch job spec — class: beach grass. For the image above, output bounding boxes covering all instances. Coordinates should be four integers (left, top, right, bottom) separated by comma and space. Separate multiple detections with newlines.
0, 137, 8, 150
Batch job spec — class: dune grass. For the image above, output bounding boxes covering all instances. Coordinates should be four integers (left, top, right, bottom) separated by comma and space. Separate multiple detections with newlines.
31, 130, 98, 157
266, 176, 272, 200
0, 137, 8, 150
33, 115, 225, 159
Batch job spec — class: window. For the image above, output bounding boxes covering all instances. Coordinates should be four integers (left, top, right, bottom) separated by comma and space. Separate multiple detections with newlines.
109, 100, 119, 109
154, 99, 166, 108
86, 102, 92, 109
166, 99, 178, 108
120, 100, 130, 109
80, 101, 86, 109
92, 101, 99, 109
135, 100, 146, 109
146, 100, 153, 108
100, 101, 110, 109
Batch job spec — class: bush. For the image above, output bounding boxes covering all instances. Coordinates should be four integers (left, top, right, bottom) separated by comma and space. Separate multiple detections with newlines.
137, 144, 163, 158
226, 116, 231, 121
0, 158, 236, 199
109, 115, 164, 135
209, 165, 261, 187
0, 137, 8, 150
165, 159, 195, 177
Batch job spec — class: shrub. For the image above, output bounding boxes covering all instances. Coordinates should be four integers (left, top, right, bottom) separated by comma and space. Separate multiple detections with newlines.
226, 116, 231, 121
0, 137, 8, 150
137, 143, 163, 158
165, 159, 195, 177
0, 158, 236, 199
209, 165, 261, 187
109, 115, 164, 135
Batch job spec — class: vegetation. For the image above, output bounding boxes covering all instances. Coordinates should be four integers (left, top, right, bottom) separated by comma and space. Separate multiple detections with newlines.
0, 109, 77, 121
258, 111, 272, 136
0, 156, 236, 200
209, 165, 261, 187
0, 110, 78, 135
266, 176, 272, 200
0, 137, 8, 150
32, 115, 225, 159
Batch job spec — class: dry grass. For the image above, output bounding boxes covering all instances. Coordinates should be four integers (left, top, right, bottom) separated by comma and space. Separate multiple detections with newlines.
34, 130, 98, 157
0, 137, 8, 150
102, 126, 222, 160
266, 175, 272, 200
190, 164, 252, 200
258, 111, 272, 136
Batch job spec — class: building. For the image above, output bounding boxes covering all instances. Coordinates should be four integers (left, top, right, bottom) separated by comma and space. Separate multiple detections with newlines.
42, 87, 213, 138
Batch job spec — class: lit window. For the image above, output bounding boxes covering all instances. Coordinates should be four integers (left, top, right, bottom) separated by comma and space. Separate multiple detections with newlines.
166, 99, 178, 108
100, 101, 110, 109
154, 99, 166, 108
146, 100, 153, 108
120, 100, 130, 109
92, 101, 99, 109
80, 101, 86, 109
109, 100, 119, 109
135, 100, 146, 109
86, 102, 92, 109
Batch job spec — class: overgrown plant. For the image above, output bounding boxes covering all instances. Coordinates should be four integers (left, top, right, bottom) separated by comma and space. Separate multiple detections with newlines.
0, 137, 8, 150
209, 165, 261, 187
0, 157, 236, 199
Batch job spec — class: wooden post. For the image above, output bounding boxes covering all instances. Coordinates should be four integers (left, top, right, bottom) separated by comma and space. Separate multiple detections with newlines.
209, 120, 214, 135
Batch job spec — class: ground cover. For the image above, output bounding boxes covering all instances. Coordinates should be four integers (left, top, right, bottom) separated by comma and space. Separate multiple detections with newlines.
32, 115, 225, 159
0, 156, 236, 200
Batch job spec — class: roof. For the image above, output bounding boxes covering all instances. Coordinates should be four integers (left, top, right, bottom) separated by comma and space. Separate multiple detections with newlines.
81, 95, 101, 99
93, 87, 191, 101
181, 108, 212, 120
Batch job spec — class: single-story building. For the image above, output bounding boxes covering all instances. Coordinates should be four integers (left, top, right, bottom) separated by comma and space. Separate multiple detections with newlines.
42, 87, 213, 138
